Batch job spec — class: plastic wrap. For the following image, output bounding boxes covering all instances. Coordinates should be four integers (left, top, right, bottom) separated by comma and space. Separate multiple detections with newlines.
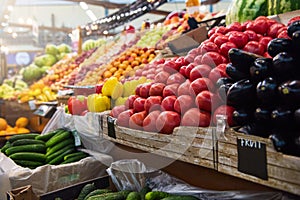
107, 159, 295, 200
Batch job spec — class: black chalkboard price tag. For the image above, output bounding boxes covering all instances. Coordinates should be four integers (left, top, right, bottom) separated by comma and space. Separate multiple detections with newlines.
107, 116, 116, 139
237, 138, 268, 180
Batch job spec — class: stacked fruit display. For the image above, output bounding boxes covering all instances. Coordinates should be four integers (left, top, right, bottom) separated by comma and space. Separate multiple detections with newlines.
136, 26, 171, 48
0, 117, 30, 136
219, 18, 300, 157
0, 78, 28, 100
0, 128, 89, 168
18, 82, 57, 103
110, 16, 290, 135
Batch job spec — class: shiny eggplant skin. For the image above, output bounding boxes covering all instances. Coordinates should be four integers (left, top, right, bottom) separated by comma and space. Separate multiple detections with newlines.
226, 63, 250, 81
287, 20, 300, 38
278, 80, 300, 107
255, 107, 272, 124
250, 57, 273, 82
267, 38, 293, 58
256, 77, 278, 105
233, 109, 253, 126
271, 107, 294, 125
216, 77, 234, 89
228, 48, 261, 73
227, 79, 256, 109
272, 52, 297, 82
217, 83, 233, 103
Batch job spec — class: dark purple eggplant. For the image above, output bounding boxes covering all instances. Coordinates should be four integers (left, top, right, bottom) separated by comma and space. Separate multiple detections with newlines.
227, 79, 256, 109
256, 77, 278, 105
272, 52, 297, 81
271, 107, 294, 125
255, 107, 272, 124
217, 83, 232, 103
269, 133, 288, 152
226, 63, 250, 81
292, 30, 300, 48
287, 20, 300, 38
249, 57, 273, 82
294, 108, 300, 124
267, 38, 293, 57
238, 123, 271, 137
278, 80, 300, 107
216, 77, 234, 89
233, 109, 253, 126
228, 48, 262, 73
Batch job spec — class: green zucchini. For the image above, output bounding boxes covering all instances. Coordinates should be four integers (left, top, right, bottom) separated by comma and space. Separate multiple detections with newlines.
45, 144, 75, 163
78, 183, 97, 200
8, 133, 40, 143
47, 148, 75, 165
5, 144, 46, 156
84, 189, 112, 200
45, 130, 72, 147
14, 160, 44, 169
46, 138, 74, 156
161, 196, 199, 200
145, 191, 170, 200
64, 151, 88, 160
61, 154, 88, 164
9, 152, 46, 162
35, 129, 65, 141
1, 142, 11, 154
11, 139, 45, 146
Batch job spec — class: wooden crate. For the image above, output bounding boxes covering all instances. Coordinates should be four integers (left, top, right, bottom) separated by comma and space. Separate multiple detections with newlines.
217, 128, 300, 195
102, 115, 216, 170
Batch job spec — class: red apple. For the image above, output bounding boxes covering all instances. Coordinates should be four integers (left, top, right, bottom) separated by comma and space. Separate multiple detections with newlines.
177, 79, 191, 96
129, 111, 147, 130
135, 84, 143, 96
117, 109, 134, 127
133, 97, 146, 112
201, 52, 224, 68
213, 105, 235, 126
189, 78, 214, 96
154, 71, 170, 84
125, 95, 139, 109
195, 90, 221, 112
156, 111, 181, 134
174, 95, 195, 114
163, 60, 179, 74
181, 108, 211, 127
166, 73, 186, 85
110, 105, 126, 118
163, 83, 179, 98
149, 83, 166, 96
184, 54, 195, 64
144, 96, 162, 113
179, 65, 187, 78
208, 63, 228, 83
135, 69, 143, 76
161, 95, 177, 111
143, 110, 161, 132
193, 55, 203, 65
175, 56, 189, 66
139, 82, 153, 98
95, 84, 103, 94
185, 63, 196, 79
189, 64, 212, 81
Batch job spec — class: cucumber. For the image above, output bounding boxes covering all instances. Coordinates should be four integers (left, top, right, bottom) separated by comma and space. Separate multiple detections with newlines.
126, 191, 141, 200
78, 183, 97, 200
140, 186, 151, 200
45, 144, 75, 163
46, 130, 72, 147
161, 196, 199, 200
14, 160, 44, 169
46, 138, 74, 156
11, 139, 45, 146
47, 148, 75, 165
9, 152, 46, 162
61, 154, 88, 164
1, 142, 11, 154
35, 129, 65, 141
145, 191, 170, 200
64, 151, 88, 160
5, 144, 46, 156
84, 189, 112, 200
8, 133, 40, 143
87, 191, 131, 200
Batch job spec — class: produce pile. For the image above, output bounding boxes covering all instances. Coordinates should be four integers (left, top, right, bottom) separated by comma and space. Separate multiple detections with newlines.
0, 117, 30, 136
0, 128, 89, 168
71, 183, 198, 200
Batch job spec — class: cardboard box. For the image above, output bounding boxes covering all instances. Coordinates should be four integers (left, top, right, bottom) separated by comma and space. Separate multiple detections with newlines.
7, 185, 38, 200
167, 26, 208, 56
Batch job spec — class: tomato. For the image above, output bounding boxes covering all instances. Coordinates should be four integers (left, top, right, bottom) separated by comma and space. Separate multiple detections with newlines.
259, 36, 273, 51
257, 34, 263, 41
215, 26, 228, 35
199, 41, 219, 54
201, 52, 224, 67
266, 19, 278, 28
243, 41, 265, 55
241, 20, 251, 31
276, 27, 288, 37
245, 21, 255, 31
208, 63, 228, 83
287, 16, 300, 26
208, 27, 217, 38
244, 30, 259, 41
214, 35, 229, 47
209, 32, 223, 42
252, 19, 269, 35
267, 23, 285, 38
277, 30, 290, 39
220, 42, 237, 57
228, 32, 249, 48
255, 16, 269, 21
227, 22, 243, 32
213, 105, 235, 126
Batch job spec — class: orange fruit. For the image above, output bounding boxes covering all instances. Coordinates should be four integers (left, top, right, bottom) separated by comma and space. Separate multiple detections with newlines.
0, 118, 8, 131
15, 117, 29, 128
109, 67, 117, 73
103, 71, 112, 78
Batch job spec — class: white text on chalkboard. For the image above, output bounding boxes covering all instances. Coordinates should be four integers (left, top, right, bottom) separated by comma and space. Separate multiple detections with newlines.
240, 138, 262, 149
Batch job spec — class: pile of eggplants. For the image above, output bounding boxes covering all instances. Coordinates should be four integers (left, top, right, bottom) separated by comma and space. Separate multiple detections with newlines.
218, 20, 300, 157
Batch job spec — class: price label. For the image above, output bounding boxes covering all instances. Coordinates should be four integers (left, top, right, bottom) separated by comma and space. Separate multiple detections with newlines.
71, 130, 81, 147
107, 116, 116, 139
237, 138, 268, 180
28, 100, 36, 110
